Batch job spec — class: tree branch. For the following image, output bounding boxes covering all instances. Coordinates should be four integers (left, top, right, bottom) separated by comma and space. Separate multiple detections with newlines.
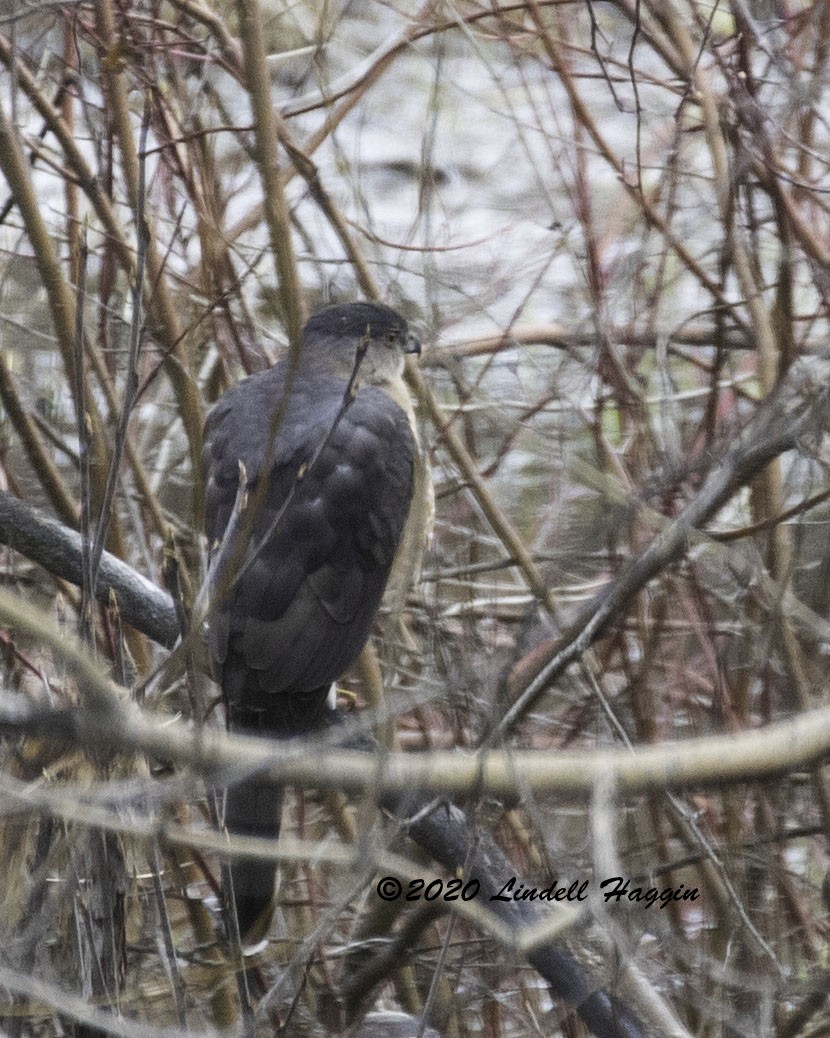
0, 492, 178, 649
499, 379, 830, 733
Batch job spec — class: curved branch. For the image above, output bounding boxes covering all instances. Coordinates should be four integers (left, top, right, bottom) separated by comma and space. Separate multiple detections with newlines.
0, 492, 178, 649
3, 674, 830, 816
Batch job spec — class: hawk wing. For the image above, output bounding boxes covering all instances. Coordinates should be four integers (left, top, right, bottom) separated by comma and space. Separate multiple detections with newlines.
203, 364, 415, 732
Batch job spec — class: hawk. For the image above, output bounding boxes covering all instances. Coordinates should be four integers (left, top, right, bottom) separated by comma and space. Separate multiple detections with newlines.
203, 302, 427, 940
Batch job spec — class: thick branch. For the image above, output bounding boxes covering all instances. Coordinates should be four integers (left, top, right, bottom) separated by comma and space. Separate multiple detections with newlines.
3, 681, 830, 802
0, 492, 178, 648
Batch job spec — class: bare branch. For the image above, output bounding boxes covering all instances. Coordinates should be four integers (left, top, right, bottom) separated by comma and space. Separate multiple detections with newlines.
0, 492, 178, 648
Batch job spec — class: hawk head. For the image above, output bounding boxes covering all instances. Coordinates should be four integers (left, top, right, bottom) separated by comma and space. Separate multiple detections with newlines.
301, 302, 420, 386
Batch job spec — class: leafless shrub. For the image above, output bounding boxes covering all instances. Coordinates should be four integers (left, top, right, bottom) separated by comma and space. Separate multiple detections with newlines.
1, 2, 830, 1036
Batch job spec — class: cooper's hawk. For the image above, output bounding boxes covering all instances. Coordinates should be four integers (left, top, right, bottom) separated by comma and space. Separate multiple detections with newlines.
203, 302, 427, 940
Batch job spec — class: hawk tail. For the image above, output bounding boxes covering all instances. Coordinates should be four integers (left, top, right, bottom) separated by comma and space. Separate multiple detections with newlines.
224, 774, 284, 944
222, 683, 335, 944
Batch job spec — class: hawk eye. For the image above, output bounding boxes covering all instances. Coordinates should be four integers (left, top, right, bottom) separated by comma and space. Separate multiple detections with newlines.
385, 329, 399, 346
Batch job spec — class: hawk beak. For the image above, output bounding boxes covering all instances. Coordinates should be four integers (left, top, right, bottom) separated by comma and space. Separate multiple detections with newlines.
404, 333, 421, 357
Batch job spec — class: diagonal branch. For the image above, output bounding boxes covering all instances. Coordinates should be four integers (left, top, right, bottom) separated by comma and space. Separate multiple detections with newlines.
498, 381, 830, 735
0, 491, 178, 649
